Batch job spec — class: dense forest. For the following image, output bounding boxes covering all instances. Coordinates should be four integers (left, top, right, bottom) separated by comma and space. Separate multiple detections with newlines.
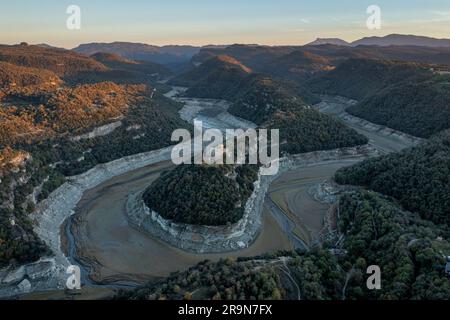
306, 58, 450, 138
119, 190, 449, 300
335, 130, 450, 225
347, 75, 450, 138
116, 256, 286, 300
228, 74, 368, 154
260, 49, 334, 81
169, 55, 255, 101
337, 191, 449, 299
307, 58, 431, 100
143, 164, 258, 226
228, 74, 309, 124
265, 107, 368, 154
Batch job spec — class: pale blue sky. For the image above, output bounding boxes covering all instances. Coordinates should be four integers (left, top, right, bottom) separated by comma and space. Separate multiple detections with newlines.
1, 0, 450, 48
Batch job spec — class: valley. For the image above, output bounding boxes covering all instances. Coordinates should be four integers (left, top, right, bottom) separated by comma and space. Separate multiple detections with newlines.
0, 35, 449, 300
59, 87, 415, 291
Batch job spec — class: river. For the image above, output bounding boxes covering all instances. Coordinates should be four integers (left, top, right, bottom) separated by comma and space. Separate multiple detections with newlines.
61, 90, 420, 290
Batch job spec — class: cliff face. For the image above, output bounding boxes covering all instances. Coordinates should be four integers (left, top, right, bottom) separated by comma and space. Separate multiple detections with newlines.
0, 145, 174, 297
126, 170, 265, 253
70, 120, 123, 141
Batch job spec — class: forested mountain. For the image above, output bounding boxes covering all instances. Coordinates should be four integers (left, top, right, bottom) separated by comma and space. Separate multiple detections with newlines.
352, 34, 450, 47
228, 74, 317, 123
307, 58, 450, 137
346, 74, 450, 138
265, 107, 368, 154
73, 42, 203, 65
0, 45, 190, 267
0, 61, 62, 90
307, 34, 450, 48
307, 38, 350, 46
227, 73, 367, 154
336, 190, 449, 300
143, 164, 258, 226
119, 190, 449, 300
169, 55, 252, 89
1, 82, 148, 146
0, 44, 107, 77
191, 44, 296, 72
0, 44, 173, 87
307, 58, 431, 100
172, 56, 368, 154
261, 50, 334, 80
335, 130, 450, 225
193, 44, 450, 75
90, 52, 172, 78
189, 48, 334, 82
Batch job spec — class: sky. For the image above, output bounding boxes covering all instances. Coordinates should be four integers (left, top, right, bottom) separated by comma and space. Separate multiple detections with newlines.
1, 0, 450, 48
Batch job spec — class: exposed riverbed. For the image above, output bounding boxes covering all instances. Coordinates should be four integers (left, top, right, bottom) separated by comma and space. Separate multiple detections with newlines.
4, 89, 423, 298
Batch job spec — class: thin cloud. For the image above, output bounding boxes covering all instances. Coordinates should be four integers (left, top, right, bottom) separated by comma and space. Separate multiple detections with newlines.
429, 10, 450, 16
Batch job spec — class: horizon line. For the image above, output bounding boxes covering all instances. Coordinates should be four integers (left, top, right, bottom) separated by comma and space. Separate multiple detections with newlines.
2, 32, 449, 50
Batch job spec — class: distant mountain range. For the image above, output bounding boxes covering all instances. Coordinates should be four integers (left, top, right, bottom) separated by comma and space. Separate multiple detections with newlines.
73, 42, 226, 66
69, 34, 450, 69
307, 34, 450, 47
306, 38, 351, 46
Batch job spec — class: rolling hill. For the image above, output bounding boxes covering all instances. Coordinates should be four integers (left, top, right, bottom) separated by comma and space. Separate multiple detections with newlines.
308, 34, 450, 48
347, 75, 450, 138
143, 164, 258, 226
90, 52, 171, 78
307, 58, 450, 137
335, 129, 450, 225
0, 44, 107, 77
73, 42, 206, 65
170, 55, 252, 97
307, 58, 431, 100
261, 50, 334, 80
307, 38, 351, 46
172, 56, 368, 154
352, 34, 450, 47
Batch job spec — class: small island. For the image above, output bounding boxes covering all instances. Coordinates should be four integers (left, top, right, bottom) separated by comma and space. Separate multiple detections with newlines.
143, 164, 258, 226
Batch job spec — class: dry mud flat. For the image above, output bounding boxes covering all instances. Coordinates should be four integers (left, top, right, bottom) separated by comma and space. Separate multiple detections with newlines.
268, 162, 355, 247
70, 161, 292, 284
1, 90, 260, 296
0, 147, 175, 297
70, 145, 377, 284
